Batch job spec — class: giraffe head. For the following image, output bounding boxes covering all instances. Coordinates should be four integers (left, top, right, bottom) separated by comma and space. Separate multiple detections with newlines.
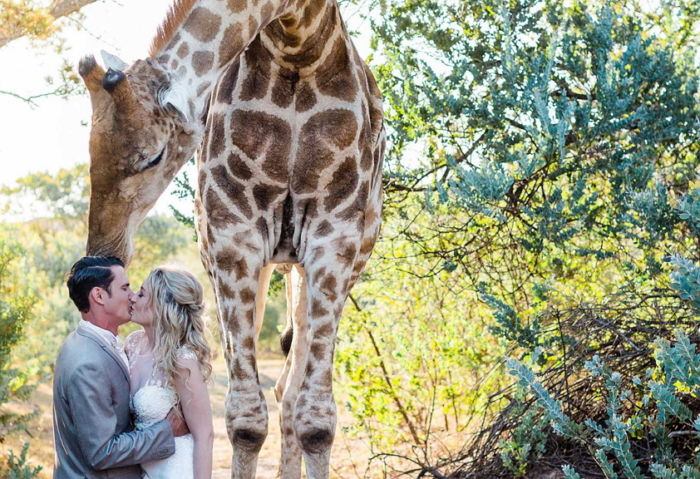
79, 53, 198, 264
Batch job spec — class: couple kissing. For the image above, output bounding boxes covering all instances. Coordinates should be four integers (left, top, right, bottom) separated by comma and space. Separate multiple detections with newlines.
53, 256, 214, 479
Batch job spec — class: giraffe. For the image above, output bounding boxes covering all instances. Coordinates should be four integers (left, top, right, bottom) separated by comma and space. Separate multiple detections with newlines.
78, 0, 385, 478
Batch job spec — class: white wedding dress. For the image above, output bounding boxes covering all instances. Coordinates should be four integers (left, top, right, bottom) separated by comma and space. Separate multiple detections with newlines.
126, 330, 196, 479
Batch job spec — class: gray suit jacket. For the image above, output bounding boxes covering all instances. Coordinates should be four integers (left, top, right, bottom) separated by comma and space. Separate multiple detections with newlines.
53, 324, 176, 478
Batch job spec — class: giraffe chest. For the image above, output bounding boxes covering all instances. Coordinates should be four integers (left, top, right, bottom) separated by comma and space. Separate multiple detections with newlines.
202, 53, 374, 199
196, 46, 380, 264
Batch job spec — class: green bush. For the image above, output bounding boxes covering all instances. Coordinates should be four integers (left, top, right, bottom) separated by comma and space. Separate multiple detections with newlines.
0, 235, 41, 478
509, 330, 700, 478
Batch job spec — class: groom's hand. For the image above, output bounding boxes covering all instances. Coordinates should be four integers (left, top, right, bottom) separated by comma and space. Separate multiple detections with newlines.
166, 407, 190, 437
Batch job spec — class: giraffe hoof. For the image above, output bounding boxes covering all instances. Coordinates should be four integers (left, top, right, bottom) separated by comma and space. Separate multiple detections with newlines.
232, 428, 266, 452
298, 428, 333, 454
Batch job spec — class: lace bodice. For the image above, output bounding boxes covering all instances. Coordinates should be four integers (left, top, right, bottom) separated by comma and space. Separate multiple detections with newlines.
132, 384, 177, 428
125, 330, 197, 429
125, 330, 199, 479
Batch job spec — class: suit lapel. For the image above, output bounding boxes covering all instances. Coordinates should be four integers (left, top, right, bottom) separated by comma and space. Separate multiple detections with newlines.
76, 325, 130, 383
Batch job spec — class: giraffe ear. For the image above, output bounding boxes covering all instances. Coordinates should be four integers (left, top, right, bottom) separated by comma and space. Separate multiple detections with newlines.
158, 83, 190, 123
100, 50, 128, 72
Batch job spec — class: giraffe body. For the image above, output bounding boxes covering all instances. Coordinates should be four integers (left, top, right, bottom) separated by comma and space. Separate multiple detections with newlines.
79, 1, 384, 477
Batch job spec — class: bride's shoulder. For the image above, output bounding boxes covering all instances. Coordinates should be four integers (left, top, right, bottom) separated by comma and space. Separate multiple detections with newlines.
175, 345, 198, 362
124, 329, 146, 354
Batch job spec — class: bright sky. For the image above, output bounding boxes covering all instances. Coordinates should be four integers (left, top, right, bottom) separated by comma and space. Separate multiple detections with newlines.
0, 0, 178, 216
1, 0, 172, 179
0, 0, 371, 216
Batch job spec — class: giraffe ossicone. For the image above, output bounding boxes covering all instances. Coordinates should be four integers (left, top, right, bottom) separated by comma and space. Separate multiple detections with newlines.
80, 1, 384, 478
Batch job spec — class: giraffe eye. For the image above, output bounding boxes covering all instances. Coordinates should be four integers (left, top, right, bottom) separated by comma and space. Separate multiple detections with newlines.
139, 147, 165, 172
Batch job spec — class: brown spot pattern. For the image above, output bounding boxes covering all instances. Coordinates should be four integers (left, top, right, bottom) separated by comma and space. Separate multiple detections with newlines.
310, 343, 326, 361
337, 244, 357, 265
183, 7, 221, 43
312, 267, 326, 285
260, 2, 274, 23
337, 181, 369, 221
216, 61, 240, 105
314, 220, 334, 237
211, 164, 253, 219
292, 109, 357, 193
240, 287, 256, 304
232, 357, 249, 380
321, 370, 333, 387
228, 0, 246, 13
204, 189, 242, 229
295, 82, 317, 112
248, 15, 258, 37
192, 50, 214, 76
196, 81, 211, 97
252, 184, 286, 211
219, 281, 237, 300
311, 299, 329, 317
208, 113, 226, 158
219, 23, 244, 66
240, 38, 272, 101
311, 247, 325, 263
282, 3, 336, 67
216, 249, 241, 272
227, 153, 253, 180
360, 145, 373, 171
243, 335, 255, 351
271, 69, 298, 108
231, 110, 291, 183
267, 19, 301, 48
256, 217, 268, 238
176, 43, 189, 59
233, 258, 249, 280
320, 275, 337, 301
301, 1, 324, 27
317, 37, 357, 102
360, 236, 376, 256
315, 322, 334, 338
305, 362, 315, 376
324, 156, 359, 210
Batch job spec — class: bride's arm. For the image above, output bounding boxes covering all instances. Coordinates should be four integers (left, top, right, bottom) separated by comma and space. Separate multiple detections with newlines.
174, 357, 214, 479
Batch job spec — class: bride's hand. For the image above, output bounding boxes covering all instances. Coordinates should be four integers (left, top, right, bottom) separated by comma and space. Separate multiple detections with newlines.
166, 406, 190, 437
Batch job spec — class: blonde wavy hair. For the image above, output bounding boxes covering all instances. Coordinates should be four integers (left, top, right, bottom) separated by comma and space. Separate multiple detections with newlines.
144, 266, 212, 386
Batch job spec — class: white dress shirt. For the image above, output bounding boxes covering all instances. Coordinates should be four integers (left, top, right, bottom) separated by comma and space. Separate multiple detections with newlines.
79, 320, 129, 370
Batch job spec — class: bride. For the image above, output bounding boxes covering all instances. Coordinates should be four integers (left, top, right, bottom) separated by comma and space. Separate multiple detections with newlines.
126, 266, 214, 479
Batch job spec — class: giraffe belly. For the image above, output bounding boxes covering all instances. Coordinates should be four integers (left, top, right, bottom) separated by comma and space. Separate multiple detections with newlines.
270, 194, 297, 264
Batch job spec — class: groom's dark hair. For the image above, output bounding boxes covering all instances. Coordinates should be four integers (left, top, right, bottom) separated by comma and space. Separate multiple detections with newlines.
66, 256, 125, 313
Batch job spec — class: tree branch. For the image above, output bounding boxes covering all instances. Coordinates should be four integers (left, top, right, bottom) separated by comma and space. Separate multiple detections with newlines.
348, 294, 422, 446
0, 0, 98, 48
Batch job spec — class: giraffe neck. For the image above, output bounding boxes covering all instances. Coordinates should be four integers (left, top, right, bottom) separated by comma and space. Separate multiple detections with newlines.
269, 0, 334, 50
263, 0, 345, 70
150, 0, 289, 124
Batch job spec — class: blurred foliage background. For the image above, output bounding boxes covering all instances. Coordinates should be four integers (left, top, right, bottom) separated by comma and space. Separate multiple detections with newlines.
2, 0, 700, 477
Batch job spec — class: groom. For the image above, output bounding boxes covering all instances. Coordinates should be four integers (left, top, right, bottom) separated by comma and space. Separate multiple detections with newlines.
53, 256, 184, 478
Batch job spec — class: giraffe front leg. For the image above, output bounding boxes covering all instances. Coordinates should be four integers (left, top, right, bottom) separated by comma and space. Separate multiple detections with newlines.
294, 238, 361, 479
276, 264, 308, 479
210, 247, 269, 479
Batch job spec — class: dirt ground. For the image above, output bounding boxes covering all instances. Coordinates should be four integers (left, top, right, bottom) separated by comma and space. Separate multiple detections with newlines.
4, 356, 374, 478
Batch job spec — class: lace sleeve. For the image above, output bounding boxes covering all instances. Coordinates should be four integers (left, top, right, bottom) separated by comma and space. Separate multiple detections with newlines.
176, 346, 198, 362
124, 330, 145, 358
